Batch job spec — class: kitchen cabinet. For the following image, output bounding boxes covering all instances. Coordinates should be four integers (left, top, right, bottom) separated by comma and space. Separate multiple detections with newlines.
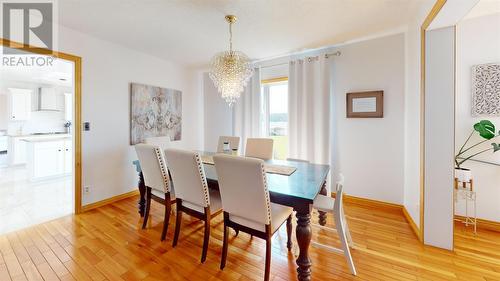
0, 136, 7, 152
24, 137, 72, 181
8, 88, 32, 121
64, 139, 72, 174
31, 141, 62, 178
8, 136, 27, 165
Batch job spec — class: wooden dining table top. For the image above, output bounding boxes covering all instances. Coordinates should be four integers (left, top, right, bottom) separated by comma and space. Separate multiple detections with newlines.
197, 151, 330, 203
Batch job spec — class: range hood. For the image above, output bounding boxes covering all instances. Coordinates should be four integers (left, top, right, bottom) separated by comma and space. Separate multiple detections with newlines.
34, 87, 61, 112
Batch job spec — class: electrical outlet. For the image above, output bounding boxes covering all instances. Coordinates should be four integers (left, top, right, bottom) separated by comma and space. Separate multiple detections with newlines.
84, 186, 91, 194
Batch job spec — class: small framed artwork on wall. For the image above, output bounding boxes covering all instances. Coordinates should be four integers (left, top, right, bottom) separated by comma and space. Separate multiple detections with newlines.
346, 91, 384, 118
472, 63, 500, 117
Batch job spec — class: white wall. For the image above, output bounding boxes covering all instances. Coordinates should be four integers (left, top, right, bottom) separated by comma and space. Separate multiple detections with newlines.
203, 73, 233, 151
0, 95, 7, 130
424, 26, 455, 250
332, 33, 405, 204
455, 13, 500, 222
57, 25, 203, 205
202, 34, 406, 204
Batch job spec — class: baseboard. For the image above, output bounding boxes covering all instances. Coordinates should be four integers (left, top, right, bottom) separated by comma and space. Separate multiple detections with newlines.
82, 190, 139, 212
332, 192, 403, 212
402, 206, 423, 241
331, 192, 424, 240
455, 215, 500, 233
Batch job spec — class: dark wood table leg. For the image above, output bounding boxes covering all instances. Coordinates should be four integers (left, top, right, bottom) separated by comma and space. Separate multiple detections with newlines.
138, 171, 146, 217
295, 206, 312, 281
318, 182, 328, 226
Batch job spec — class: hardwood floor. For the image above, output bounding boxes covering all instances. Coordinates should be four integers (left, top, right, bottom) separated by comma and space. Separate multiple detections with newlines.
0, 195, 499, 281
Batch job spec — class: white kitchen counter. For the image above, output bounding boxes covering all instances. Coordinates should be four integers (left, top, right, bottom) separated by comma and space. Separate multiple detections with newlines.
20, 135, 71, 142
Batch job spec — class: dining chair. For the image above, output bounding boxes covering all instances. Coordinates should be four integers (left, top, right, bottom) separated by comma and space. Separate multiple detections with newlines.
311, 175, 357, 275
245, 138, 274, 160
213, 154, 293, 281
164, 148, 223, 263
217, 136, 241, 153
134, 144, 175, 241
144, 136, 171, 151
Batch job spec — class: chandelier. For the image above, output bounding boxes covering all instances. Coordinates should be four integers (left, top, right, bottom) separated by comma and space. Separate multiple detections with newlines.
209, 15, 254, 106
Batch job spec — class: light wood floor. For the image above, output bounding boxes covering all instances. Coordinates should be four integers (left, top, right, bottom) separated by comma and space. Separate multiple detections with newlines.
1, 196, 499, 281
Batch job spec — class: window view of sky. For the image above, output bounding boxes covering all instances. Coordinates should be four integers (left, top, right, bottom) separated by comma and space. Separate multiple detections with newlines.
269, 84, 288, 114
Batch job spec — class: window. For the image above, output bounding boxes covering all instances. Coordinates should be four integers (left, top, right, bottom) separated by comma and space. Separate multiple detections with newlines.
261, 79, 288, 160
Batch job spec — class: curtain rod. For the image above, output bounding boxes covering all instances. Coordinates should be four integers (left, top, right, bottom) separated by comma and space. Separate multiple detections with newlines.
258, 51, 341, 69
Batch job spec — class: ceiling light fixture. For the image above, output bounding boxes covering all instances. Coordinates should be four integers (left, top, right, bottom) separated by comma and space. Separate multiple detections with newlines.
209, 15, 253, 106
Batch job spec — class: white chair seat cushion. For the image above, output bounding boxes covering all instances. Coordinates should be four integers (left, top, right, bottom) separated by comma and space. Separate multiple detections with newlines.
312, 194, 335, 213
151, 184, 176, 200
182, 189, 222, 214
230, 203, 293, 233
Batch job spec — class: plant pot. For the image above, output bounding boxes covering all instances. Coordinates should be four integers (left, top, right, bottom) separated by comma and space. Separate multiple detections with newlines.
455, 168, 472, 183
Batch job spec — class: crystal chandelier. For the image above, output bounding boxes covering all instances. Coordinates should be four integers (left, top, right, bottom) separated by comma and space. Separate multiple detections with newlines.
209, 15, 254, 106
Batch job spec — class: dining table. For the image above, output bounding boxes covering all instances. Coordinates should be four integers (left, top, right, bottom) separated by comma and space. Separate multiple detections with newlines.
132, 151, 330, 281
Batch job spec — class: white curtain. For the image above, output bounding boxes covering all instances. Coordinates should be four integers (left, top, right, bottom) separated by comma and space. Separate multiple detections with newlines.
288, 55, 332, 167
233, 67, 262, 153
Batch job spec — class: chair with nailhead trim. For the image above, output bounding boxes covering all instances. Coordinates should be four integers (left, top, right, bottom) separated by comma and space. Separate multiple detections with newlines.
213, 154, 293, 281
134, 144, 176, 241
164, 149, 223, 263
217, 136, 240, 153
245, 138, 274, 160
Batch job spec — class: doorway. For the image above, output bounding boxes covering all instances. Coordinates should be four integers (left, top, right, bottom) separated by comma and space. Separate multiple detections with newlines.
453, 0, 500, 242
421, 0, 500, 251
0, 39, 82, 234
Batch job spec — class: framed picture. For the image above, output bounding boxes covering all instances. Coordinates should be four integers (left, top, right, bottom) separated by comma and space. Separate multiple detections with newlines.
472, 63, 500, 117
130, 83, 182, 145
346, 91, 383, 118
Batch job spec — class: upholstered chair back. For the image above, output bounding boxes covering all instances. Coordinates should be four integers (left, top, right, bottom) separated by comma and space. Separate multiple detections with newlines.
135, 144, 170, 193
245, 138, 274, 160
213, 154, 271, 226
165, 149, 209, 208
217, 136, 241, 153
145, 136, 171, 151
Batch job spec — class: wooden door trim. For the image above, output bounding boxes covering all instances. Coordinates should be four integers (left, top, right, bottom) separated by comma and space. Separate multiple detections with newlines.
0, 38, 83, 214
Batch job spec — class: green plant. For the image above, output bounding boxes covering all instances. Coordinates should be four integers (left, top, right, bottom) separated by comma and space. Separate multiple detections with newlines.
455, 120, 500, 169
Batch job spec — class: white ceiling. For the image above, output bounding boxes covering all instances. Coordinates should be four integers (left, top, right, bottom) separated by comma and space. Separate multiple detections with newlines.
464, 0, 500, 20
58, 0, 431, 67
0, 47, 73, 90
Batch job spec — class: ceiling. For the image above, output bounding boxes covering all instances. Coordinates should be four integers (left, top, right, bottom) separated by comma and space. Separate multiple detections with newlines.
58, 0, 430, 67
464, 0, 500, 20
0, 47, 73, 90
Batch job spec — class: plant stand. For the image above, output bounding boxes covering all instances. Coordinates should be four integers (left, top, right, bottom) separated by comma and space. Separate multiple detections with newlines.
454, 178, 477, 234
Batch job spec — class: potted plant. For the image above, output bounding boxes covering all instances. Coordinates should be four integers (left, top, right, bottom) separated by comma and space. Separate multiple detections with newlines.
455, 120, 500, 183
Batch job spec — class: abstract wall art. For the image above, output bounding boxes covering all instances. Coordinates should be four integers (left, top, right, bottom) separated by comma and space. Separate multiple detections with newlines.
472, 63, 500, 117
130, 83, 182, 145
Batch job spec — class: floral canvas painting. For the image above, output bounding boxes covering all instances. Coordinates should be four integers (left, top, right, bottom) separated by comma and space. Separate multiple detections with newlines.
472, 63, 500, 116
130, 83, 182, 145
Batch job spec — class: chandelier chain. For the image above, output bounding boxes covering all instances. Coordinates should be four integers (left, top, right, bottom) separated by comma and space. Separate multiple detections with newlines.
229, 21, 233, 53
